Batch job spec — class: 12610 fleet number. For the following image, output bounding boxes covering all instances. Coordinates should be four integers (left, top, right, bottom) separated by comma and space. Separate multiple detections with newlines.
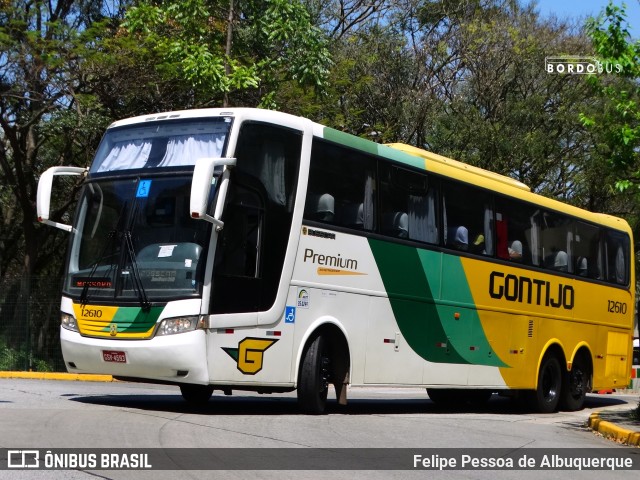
607, 300, 627, 314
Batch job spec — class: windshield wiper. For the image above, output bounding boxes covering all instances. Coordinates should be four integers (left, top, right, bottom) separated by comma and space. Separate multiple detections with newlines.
123, 230, 150, 312
80, 230, 118, 307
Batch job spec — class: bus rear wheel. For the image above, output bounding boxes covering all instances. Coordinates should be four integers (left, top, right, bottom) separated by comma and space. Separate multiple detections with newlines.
297, 334, 330, 414
560, 354, 591, 411
180, 384, 214, 406
527, 353, 562, 413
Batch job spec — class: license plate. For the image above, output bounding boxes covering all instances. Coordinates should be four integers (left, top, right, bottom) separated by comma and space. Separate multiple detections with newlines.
102, 350, 127, 363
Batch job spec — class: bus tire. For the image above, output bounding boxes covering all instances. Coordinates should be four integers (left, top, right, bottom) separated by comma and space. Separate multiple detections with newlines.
466, 389, 493, 406
527, 353, 562, 413
180, 384, 214, 405
560, 353, 591, 411
297, 334, 330, 414
427, 389, 492, 408
427, 389, 463, 406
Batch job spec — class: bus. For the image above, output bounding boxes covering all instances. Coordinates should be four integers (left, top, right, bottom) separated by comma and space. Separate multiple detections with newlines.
37, 108, 635, 414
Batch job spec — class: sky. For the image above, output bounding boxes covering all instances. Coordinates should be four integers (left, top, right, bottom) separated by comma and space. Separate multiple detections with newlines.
533, 0, 640, 39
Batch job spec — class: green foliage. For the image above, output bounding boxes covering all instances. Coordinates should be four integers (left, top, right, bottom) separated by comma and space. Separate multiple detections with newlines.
121, 0, 331, 107
123, 0, 250, 94
582, 1, 640, 192
0, 337, 55, 372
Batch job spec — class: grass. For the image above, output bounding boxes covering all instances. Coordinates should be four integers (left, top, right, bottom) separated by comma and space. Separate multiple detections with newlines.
0, 338, 55, 372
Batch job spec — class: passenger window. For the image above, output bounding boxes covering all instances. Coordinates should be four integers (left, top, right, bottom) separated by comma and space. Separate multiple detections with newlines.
305, 139, 376, 232
538, 212, 572, 272
494, 198, 539, 266
442, 180, 493, 255
379, 164, 438, 243
605, 230, 629, 285
573, 222, 602, 279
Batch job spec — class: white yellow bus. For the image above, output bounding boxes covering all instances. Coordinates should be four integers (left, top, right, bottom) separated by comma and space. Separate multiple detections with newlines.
37, 108, 635, 414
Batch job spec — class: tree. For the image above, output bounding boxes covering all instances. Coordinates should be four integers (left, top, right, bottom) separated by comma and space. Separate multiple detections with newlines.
581, 1, 640, 193
422, 2, 599, 200
292, 0, 442, 141
122, 0, 332, 108
0, 1, 118, 363
0, 0, 332, 366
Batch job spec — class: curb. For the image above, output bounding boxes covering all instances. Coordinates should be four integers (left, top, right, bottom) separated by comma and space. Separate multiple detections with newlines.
588, 413, 640, 446
0, 371, 113, 382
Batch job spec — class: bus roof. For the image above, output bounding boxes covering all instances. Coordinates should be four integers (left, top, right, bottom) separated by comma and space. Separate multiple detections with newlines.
386, 143, 532, 192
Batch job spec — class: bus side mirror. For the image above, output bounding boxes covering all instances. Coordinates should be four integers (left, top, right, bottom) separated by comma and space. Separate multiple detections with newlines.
190, 157, 236, 230
37, 166, 86, 232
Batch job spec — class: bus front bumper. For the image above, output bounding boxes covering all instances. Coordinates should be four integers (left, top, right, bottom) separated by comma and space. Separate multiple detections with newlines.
60, 327, 209, 384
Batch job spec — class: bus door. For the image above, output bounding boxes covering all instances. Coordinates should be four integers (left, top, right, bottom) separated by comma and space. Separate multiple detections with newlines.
205, 122, 303, 383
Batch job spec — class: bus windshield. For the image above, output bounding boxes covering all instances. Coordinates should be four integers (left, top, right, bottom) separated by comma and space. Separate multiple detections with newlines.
64, 175, 212, 303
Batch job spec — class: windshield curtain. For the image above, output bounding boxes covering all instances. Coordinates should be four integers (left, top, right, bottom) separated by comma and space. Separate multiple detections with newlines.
64, 175, 212, 303
91, 118, 230, 173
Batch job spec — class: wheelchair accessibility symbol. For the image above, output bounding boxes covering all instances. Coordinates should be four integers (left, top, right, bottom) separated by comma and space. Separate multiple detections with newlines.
285, 306, 295, 324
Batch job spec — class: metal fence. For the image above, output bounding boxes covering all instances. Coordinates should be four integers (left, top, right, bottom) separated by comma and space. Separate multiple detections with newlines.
0, 275, 65, 372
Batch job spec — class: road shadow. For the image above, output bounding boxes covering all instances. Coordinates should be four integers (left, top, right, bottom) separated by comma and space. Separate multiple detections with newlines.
67, 391, 634, 417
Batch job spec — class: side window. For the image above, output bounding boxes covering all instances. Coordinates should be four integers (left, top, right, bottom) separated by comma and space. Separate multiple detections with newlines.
234, 123, 300, 211
494, 198, 539, 266
379, 164, 438, 243
215, 184, 263, 278
442, 180, 493, 255
305, 139, 376, 232
573, 222, 602, 279
538, 212, 572, 272
605, 230, 629, 285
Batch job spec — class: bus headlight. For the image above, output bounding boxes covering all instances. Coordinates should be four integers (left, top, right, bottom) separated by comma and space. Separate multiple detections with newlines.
156, 316, 200, 336
61, 312, 78, 332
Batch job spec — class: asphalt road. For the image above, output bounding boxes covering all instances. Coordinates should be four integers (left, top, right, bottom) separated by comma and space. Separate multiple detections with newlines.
0, 379, 638, 480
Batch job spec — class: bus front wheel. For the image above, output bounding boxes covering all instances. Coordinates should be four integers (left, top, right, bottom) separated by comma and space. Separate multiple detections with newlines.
297, 334, 330, 414
180, 384, 214, 405
527, 353, 562, 413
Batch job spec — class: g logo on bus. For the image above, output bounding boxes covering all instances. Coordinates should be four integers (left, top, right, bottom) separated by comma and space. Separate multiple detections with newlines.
223, 337, 278, 375
109, 324, 118, 336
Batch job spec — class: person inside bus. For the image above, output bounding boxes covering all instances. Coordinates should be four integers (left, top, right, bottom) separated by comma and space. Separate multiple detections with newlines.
576, 256, 588, 276
545, 248, 568, 272
508, 240, 523, 261
306, 193, 335, 222
447, 225, 468, 251
382, 211, 408, 238
472, 233, 486, 254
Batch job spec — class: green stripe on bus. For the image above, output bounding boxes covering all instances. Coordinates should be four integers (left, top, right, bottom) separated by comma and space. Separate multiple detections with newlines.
369, 239, 468, 364
322, 127, 425, 170
370, 239, 507, 367
100, 306, 163, 333
323, 128, 378, 155
435, 253, 507, 367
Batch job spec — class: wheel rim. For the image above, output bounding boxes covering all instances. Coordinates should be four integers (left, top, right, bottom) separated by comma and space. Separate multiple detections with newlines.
542, 362, 559, 403
568, 368, 585, 399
